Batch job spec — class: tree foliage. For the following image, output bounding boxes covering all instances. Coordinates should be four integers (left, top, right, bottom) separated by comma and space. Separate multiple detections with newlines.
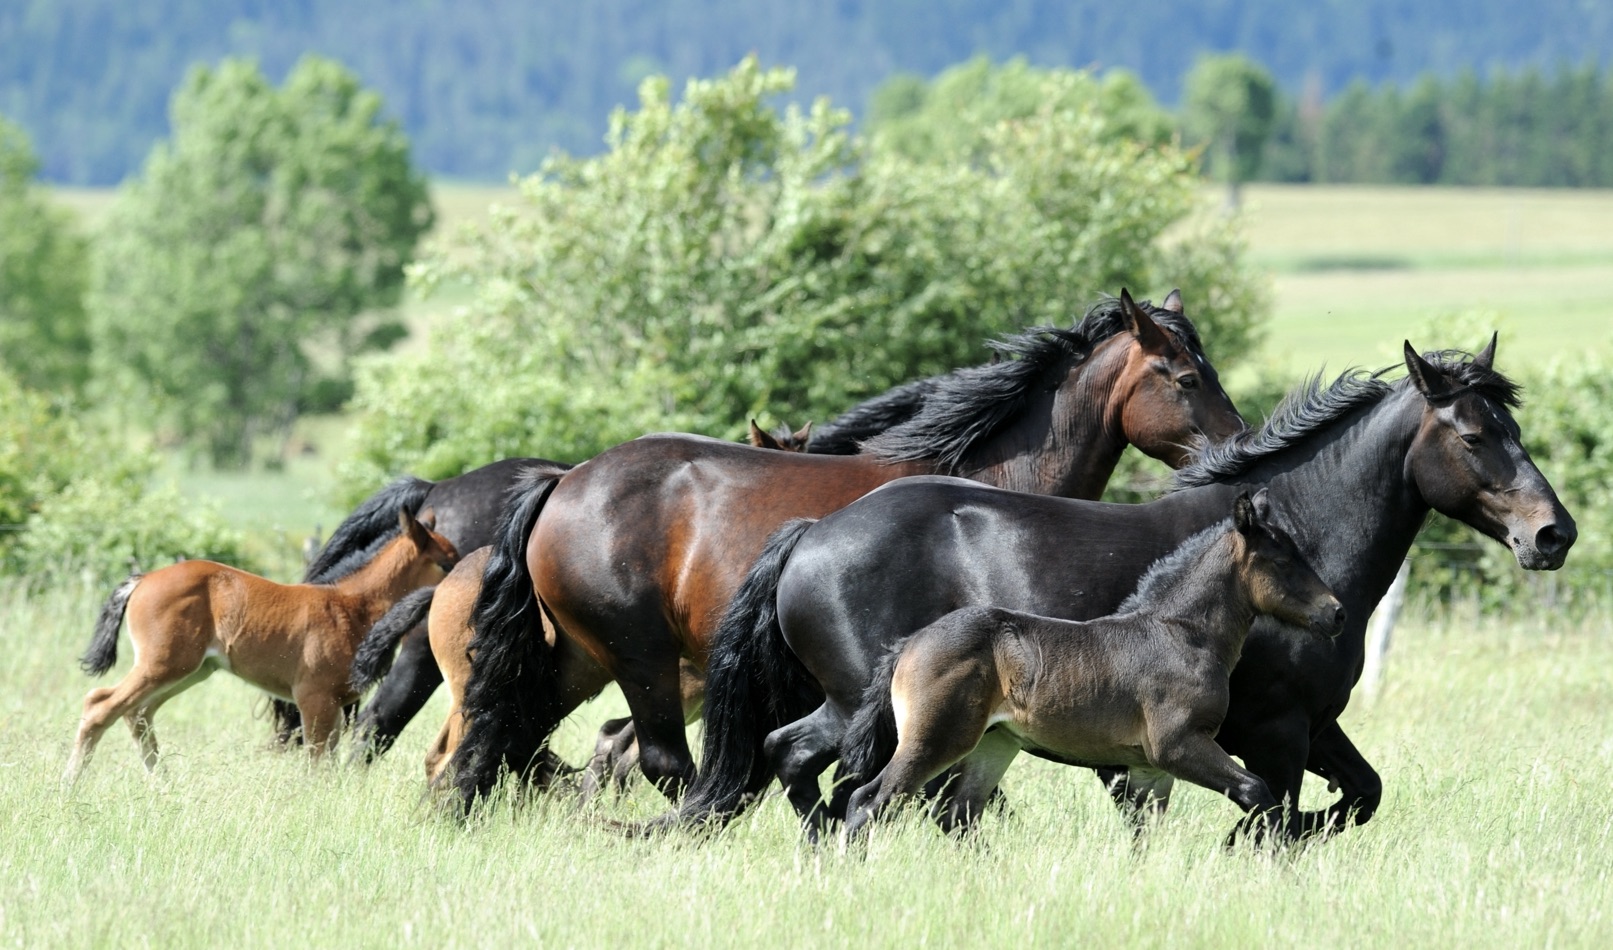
89, 56, 432, 467
0, 116, 91, 393
1182, 54, 1277, 207
1266, 63, 1613, 187
6, 0, 1613, 185
868, 57, 1172, 164
343, 58, 1265, 495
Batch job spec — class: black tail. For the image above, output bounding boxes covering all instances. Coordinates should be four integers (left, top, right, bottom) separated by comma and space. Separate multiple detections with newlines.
350, 586, 437, 693
304, 476, 434, 584
839, 635, 909, 790
676, 518, 824, 825
449, 463, 572, 811
81, 572, 142, 676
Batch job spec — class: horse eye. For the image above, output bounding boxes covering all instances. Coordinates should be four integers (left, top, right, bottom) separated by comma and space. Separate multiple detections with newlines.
1177, 375, 1200, 391
1459, 433, 1482, 447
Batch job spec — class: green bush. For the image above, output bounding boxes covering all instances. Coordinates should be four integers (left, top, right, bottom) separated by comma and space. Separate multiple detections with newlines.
343, 58, 1266, 497
0, 369, 250, 583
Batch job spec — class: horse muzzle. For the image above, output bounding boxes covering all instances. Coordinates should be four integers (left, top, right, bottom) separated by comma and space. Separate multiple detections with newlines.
1509, 511, 1577, 571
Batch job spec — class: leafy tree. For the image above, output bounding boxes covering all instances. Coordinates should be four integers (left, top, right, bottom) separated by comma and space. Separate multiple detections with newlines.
1182, 54, 1277, 208
343, 58, 1265, 496
0, 116, 91, 393
867, 57, 1173, 164
89, 56, 432, 467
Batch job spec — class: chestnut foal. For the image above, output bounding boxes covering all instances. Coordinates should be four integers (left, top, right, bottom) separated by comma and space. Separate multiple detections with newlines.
64, 509, 458, 785
842, 491, 1345, 843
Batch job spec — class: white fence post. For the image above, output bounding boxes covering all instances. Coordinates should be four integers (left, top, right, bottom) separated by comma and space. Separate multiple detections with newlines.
1360, 559, 1411, 702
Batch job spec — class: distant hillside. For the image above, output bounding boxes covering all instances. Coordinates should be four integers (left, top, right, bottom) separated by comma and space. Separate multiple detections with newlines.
3, 0, 1611, 184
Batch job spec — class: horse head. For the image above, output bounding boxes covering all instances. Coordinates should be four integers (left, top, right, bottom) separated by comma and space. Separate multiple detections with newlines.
1403, 337, 1576, 570
1112, 288, 1246, 467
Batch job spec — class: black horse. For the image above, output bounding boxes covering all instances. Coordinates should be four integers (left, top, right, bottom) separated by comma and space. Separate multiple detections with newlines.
286, 363, 942, 757
681, 339, 1576, 839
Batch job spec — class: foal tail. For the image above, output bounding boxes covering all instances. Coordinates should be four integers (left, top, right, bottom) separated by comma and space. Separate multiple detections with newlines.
675, 518, 823, 826
449, 463, 572, 812
839, 635, 909, 791
81, 572, 142, 676
350, 586, 437, 693
304, 476, 434, 584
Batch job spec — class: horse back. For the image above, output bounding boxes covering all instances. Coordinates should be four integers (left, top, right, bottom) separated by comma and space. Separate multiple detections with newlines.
530, 435, 929, 663
777, 477, 1240, 709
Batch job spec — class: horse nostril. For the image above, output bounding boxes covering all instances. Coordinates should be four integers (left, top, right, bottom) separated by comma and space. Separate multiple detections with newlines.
1332, 604, 1347, 629
1535, 523, 1570, 556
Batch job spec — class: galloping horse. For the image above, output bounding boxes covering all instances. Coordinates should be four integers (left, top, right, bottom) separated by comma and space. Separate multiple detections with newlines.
680, 338, 1575, 839
450, 290, 1247, 809
64, 510, 459, 784
840, 491, 1345, 842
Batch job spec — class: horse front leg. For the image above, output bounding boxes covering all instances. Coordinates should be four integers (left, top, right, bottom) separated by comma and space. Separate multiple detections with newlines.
1302, 718, 1383, 838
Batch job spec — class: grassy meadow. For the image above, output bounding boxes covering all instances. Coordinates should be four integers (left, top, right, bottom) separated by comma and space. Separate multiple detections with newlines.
4, 581, 1609, 947
8, 183, 1611, 946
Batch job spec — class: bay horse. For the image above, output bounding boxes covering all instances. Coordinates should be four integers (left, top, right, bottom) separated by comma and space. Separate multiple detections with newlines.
679, 338, 1576, 840
449, 290, 1247, 809
63, 510, 459, 785
840, 491, 1345, 843
301, 414, 825, 761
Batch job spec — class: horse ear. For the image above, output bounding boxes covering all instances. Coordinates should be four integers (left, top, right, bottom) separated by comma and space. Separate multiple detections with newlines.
1403, 341, 1456, 401
1473, 332, 1498, 371
748, 420, 783, 450
416, 507, 437, 530
1234, 491, 1257, 536
1162, 288, 1184, 314
792, 421, 813, 447
1121, 288, 1171, 354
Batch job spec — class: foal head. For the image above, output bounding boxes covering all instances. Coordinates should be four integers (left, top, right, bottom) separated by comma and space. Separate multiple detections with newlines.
388, 508, 461, 590
1108, 289, 1246, 467
1233, 490, 1346, 637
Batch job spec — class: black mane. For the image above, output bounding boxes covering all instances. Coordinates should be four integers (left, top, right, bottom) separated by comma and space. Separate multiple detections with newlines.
859, 297, 1205, 471
807, 376, 943, 455
1174, 348, 1522, 488
1115, 520, 1228, 615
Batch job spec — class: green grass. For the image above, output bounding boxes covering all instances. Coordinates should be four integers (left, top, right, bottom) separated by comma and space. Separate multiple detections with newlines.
5, 579, 1609, 947
1237, 184, 1613, 374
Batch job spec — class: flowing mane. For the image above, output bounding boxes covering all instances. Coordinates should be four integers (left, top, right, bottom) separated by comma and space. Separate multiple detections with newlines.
1173, 349, 1523, 488
859, 297, 1206, 471
807, 376, 943, 455
1115, 521, 1227, 615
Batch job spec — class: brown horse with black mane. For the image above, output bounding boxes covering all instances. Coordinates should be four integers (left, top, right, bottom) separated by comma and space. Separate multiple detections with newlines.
63, 510, 458, 785
449, 289, 1247, 809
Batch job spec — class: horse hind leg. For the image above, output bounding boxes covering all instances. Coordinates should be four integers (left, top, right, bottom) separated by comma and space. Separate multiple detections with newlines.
65, 667, 189, 786
579, 717, 637, 801
764, 704, 848, 839
124, 665, 217, 772
933, 730, 1020, 837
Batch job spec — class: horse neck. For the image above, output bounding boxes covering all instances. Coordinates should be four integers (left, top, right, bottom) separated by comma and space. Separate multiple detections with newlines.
1246, 390, 1430, 633
1144, 534, 1257, 671
330, 539, 429, 624
955, 338, 1129, 499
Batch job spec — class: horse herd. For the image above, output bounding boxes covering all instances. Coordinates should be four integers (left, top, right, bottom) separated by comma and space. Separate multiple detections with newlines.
65, 289, 1578, 847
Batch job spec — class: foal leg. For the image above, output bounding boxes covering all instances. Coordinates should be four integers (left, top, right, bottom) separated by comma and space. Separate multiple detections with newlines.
65, 667, 188, 786
125, 665, 217, 771
1149, 725, 1287, 845
579, 717, 637, 800
293, 684, 347, 759
933, 731, 1020, 837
